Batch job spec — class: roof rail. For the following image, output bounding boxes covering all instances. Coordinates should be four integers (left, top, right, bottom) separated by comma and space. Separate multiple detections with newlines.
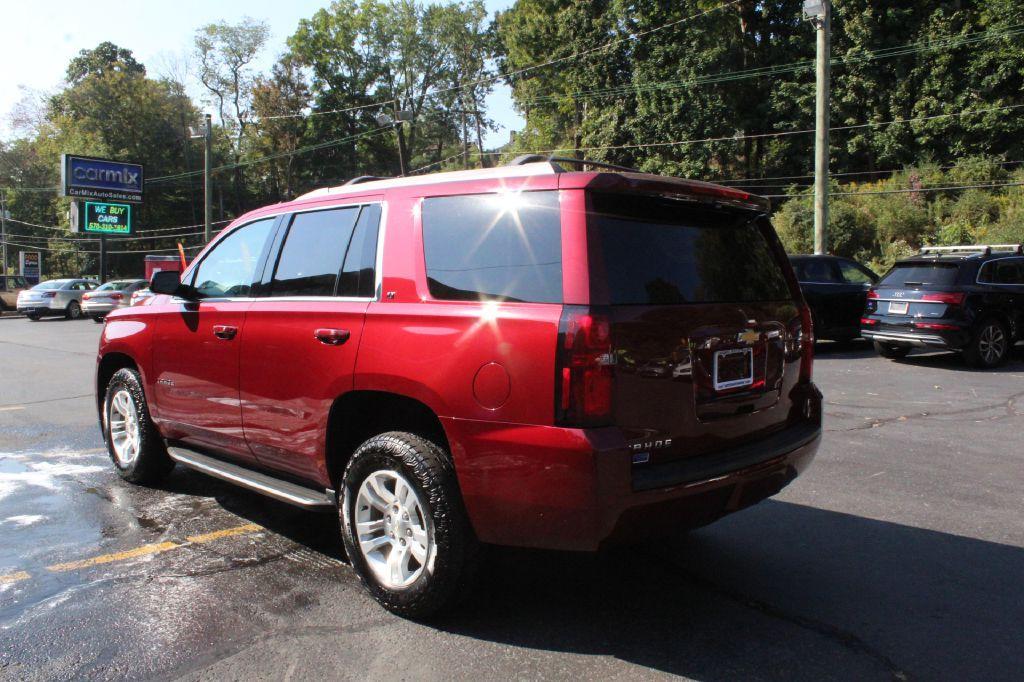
344, 175, 391, 185
919, 244, 1024, 256
506, 154, 638, 173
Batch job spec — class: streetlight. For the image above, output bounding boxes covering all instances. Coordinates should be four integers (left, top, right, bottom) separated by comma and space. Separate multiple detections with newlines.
189, 114, 212, 244
804, 0, 830, 255
376, 110, 413, 176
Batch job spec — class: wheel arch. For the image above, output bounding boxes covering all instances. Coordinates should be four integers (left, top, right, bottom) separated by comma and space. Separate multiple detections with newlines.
96, 352, 141, 417
324, 390, 451, 489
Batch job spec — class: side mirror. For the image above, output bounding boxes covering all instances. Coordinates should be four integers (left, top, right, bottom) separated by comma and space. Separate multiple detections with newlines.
150, 270, 196, 299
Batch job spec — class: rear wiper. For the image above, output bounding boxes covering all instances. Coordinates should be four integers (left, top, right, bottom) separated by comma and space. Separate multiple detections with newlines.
902, 281, 923, 286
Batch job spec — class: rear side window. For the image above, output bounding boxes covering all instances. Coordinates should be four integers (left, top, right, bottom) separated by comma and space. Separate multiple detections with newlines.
339, 204, 381, 297
422, 191, 562, 303
978, 259, 1024, 285
587, 192, 790, 304
880, 263, 960, 287
271, 207, 359, 297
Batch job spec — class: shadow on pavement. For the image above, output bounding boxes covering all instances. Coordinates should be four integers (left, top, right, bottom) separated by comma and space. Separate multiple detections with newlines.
438, 500, 1023, 681
153, 466, 1023, 680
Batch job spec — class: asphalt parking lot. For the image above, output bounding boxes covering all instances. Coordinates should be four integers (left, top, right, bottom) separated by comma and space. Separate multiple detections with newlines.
1, 315, 1022, 681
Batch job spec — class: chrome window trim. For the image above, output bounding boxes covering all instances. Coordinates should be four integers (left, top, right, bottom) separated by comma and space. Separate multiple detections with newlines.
181, 199, 386, 304
975, 257, 1024, 286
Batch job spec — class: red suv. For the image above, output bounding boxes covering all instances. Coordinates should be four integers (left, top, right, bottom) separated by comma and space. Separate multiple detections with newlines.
96, 157, 821, 617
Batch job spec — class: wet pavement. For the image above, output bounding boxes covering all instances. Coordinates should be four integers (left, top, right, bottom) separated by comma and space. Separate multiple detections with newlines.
1, 315, 1023, 680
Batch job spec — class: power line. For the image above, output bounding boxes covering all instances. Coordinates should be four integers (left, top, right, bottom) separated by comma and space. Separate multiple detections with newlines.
515, 24, 1024, 107
715, 159, 1024, 185
764, 180, 1024, 198
480, 102, 1024, 157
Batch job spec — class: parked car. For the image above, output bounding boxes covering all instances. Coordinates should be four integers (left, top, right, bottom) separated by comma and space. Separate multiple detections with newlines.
0, 274, 29, 312
96, 157, 821, 618
129, 288, 154, 306
789, 255, 878, 342
17, 278, 97, 320
861, 244, 1024, 367
82, 279, 149, 322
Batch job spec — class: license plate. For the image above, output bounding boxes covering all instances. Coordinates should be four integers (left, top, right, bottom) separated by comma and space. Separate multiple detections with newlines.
713, 347, 754, 391
888, 301, 909, 315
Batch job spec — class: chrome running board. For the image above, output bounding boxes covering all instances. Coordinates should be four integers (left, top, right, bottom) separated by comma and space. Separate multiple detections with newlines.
167, 446, 336, 510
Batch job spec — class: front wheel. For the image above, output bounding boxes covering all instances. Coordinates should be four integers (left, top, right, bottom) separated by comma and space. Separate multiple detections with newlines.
66, 301, 82, 320
963, 319, 1010, 368
339, 431, 478, 620
873, 341, 911, 359
103, 368, 174, 484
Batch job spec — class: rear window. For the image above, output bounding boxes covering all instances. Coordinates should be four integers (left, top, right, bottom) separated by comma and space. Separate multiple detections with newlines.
422, 191, 562, 303
97, 281, 136, 291
33, 280, 68, 290
587, 193, 790, 305
880, 263, 961, 287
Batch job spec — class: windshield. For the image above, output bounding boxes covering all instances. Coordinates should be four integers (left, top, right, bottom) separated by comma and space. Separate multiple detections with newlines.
587, 193, 791, 304
32, 280, 69, 290
880, 263, 961, 287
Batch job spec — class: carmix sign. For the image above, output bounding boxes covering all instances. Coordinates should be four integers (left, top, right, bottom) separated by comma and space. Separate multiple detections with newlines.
61, 155, 144, 203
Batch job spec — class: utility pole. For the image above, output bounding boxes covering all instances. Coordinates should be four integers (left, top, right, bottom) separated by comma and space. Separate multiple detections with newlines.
805, 0, 831, 255
0, 190, 8, 277
377, 111, 413, 176
190, 114, 213, 243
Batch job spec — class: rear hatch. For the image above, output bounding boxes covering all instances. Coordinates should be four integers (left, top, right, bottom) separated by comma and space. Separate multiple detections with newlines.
867, 261, 966, 331
579, 191, 809, 466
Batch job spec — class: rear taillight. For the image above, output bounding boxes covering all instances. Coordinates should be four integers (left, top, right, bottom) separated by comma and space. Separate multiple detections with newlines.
914, 322, 960, 331
867, 290, 879, 299
799, 305, 814, 384
921, 292, 965, 306
860, 317, 878, 326
82, 293, 92, 300
109, 292, 124, 300
555, 306, 613, 427
41, 291, 56, 298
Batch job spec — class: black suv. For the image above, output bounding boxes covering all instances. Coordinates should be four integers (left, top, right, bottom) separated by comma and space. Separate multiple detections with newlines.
861, 245, 1024, 367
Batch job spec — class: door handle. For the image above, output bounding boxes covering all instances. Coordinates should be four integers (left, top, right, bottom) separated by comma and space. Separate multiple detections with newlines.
315, 328, 350, 346
213, 324, 238, 340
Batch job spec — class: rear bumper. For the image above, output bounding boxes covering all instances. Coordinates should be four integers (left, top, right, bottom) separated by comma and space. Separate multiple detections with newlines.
82, 301, 118, 314
862, 324, 970, 350
445, 385, 822, 551
17, 303, 60, 314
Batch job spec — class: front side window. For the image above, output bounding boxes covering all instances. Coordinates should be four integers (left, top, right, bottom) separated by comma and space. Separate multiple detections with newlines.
191, 218, 274, 298
422, 191, 562, 303
993, 259, 1024, 284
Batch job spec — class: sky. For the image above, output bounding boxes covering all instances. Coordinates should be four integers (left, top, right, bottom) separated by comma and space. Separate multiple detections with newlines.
0, 0, 523, 149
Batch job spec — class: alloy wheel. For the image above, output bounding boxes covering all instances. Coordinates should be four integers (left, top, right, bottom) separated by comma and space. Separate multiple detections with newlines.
978, 323, 1006, 366
354, 470, 432, 589
108, 389, 141, 466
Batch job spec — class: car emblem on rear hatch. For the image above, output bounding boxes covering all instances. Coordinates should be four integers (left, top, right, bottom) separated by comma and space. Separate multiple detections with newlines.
737, 330, 760, 344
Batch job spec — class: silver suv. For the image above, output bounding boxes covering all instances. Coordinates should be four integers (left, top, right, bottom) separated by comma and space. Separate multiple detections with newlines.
17, 278, 97, 320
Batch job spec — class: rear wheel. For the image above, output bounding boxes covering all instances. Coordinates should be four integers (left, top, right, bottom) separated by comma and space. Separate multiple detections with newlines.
103, 368, 174, 484
26, 313, 40, 321
65, 301, 82, 320
874, 341, 911, 359
963, 318, 1009, 368
339, 431, 478, 619
92, 315, 105, 323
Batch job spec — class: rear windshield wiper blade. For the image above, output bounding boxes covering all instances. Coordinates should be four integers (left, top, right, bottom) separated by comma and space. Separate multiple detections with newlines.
901, 281, 923, 286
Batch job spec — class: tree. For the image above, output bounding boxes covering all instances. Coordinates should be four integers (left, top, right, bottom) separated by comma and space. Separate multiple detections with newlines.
194, 17, 270, 210
251, 57, 311, 200
66, 42, 146, 84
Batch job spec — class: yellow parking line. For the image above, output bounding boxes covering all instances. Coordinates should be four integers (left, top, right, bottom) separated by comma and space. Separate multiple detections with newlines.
0, 406, 25, 412
47, 541, 180, 572
0, 571, 31, 584
186, 523, 262, 544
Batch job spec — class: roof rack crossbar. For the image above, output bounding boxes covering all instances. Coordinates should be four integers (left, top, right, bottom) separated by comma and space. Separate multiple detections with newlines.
506, 154, 638, 173
344, 175, 391, 185
919, 244, 1023, 256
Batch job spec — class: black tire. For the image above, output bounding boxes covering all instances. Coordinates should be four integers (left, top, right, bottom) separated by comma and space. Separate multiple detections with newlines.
26, 313, 41, 321
874, 341, 911, 359
339, 431, 479, 620
92, 315, 105, 323
65, 301, 82, 320
103, 367, 174, 484
962, 318, 1010, 369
